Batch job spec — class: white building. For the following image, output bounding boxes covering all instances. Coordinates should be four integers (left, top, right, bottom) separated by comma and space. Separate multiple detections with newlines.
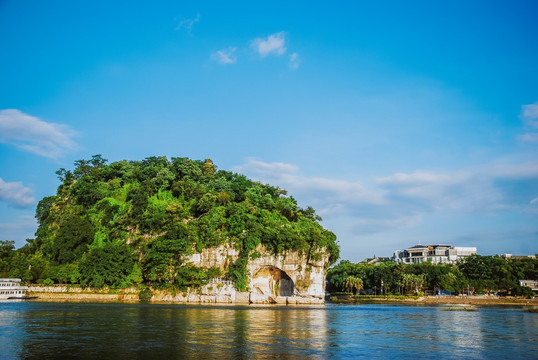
392, 244, 477, 264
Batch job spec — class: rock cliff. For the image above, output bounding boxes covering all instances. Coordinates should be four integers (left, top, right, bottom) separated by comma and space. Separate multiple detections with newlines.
184, 244, 328, 304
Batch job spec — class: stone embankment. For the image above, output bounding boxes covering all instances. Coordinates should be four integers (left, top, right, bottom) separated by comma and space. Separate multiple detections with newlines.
27, 284, 324, 304
28, 285, 139, 302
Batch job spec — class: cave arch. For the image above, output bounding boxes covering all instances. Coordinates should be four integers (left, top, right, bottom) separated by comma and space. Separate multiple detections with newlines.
251, 265, 295, 297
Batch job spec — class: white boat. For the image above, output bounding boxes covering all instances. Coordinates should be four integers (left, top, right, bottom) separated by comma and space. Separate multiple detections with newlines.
0, 278, 29, 299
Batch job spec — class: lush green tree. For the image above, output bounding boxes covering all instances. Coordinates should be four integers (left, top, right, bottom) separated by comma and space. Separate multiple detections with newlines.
79, 242, 136, 289
52, 213, 94, 264
0, 240, 15, 277
46, 263, 80, 284
344, 276, 363, 294
143, 235, 191, 287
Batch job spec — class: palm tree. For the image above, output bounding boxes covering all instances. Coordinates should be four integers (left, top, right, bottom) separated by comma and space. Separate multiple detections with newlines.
402, 273, 425, 295
344, 276, 364, 295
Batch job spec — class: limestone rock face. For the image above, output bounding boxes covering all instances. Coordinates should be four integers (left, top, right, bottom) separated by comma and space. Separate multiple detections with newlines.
247, 245, 328, 299
185, 243, 240, 270
185, 243, 329, 303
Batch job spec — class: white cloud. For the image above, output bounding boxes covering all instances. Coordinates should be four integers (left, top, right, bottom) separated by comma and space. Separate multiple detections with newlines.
382, 167, 520, 214
0, 177, 35, 208
530, 198, 538, 205
376, 170, 484, 211
175, 14, 200, 34
288, 52, 301, 70
251, 31, 287, 57
377, 170, 462, 185
235, 158, 298, 176
522, 103, 538, 127
211, 47, 237, 65
0, 109, 77, 158
519, 102, 538, 143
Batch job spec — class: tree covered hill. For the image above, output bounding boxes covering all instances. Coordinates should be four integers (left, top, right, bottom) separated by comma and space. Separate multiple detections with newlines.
4, 155, 339, 290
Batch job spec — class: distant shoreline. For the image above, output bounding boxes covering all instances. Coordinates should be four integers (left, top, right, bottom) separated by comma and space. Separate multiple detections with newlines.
328, 294, 538, 306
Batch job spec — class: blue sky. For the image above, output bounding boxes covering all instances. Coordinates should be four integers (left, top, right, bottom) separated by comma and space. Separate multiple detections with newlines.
1, 1, 537, 261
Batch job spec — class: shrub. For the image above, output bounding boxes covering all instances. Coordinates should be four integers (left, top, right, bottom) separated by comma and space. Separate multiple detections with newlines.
139, 288, 153, 301
42, 278, 54, 286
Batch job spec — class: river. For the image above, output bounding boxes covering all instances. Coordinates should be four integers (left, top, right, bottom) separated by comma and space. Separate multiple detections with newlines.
0, 301, 536, 359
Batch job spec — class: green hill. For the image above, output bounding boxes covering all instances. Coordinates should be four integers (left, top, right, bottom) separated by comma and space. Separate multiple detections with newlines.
7, 155, 339, 291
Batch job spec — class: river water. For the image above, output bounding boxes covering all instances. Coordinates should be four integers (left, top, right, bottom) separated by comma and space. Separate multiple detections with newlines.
0, 301, 536, 359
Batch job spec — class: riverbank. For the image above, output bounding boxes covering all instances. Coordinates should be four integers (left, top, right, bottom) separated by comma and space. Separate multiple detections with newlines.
26, 285, 324, 305
328, 294, 538, 306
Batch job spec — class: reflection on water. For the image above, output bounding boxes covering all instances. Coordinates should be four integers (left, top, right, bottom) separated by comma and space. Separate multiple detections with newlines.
0, 302, 536, 359
243, 306, 328, 359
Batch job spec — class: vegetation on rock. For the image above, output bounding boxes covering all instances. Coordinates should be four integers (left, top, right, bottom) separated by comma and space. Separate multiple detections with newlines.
1, 155, 339, 291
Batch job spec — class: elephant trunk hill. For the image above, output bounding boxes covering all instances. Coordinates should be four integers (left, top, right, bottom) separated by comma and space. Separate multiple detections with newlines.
12, 155, 339, 304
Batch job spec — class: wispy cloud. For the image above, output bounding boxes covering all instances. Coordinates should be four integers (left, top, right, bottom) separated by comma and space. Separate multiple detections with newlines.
235, 158, 298, 175
214, 31, 299, 69
519, 133, 538, 144
490, 161, 538, 179
378, 169, 507, 215
519, 102, 538, 143
175, 13, 200, 34
350, 215, 422, 235
0, 177, 35, 208
522, 103, 538, 127
235, 158, 385, 212
251, 31, 287, 57
211, 47, 237, 65
289, 52, 301, 70
0, 109, 77, 158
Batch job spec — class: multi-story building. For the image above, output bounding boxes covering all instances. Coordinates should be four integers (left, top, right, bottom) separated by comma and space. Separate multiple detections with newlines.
392, 244, 477, 264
